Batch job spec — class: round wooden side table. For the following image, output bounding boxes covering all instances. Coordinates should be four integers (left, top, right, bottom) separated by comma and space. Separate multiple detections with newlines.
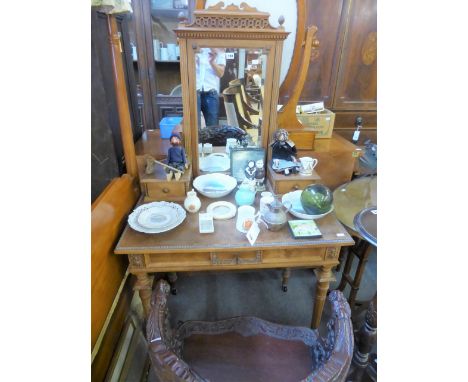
333, 176, 376, 309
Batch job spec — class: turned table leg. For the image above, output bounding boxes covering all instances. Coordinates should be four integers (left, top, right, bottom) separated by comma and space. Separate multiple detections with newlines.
281, 268, 291, 292
311, 265, 335, 329
348, 243, 372, 308
167, 272, 178, 295
134, 272, 153, 317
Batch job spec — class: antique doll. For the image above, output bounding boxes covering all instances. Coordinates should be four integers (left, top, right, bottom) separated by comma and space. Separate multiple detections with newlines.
166, 133, 187, 180
270, 129, 298, 162
270, 129, 300, 175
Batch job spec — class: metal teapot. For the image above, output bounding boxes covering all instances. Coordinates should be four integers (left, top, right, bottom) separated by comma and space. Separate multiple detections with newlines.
260, 194, 292, 231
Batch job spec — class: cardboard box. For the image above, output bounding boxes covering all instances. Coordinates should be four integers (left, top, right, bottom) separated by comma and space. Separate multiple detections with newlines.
296, 109, 335, 139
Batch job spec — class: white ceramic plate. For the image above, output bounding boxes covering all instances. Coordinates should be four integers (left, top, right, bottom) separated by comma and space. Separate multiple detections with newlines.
282, 190, 334, 220
137, 206, 175, 229
207, 201, 237, 220
128, 202, 186, 234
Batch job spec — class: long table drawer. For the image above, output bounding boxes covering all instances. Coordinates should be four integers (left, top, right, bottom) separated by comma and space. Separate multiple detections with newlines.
143, 247, 329, 271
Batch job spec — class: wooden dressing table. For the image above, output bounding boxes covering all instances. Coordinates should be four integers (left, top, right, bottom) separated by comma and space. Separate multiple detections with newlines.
114, 192, 353, 329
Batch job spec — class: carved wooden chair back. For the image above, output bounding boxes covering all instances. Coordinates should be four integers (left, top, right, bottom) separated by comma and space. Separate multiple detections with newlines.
146, 279, 353, 382
222, 86, 257, 131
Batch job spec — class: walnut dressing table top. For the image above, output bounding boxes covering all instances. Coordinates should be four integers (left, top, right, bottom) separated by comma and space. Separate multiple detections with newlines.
114, 194, 353, 255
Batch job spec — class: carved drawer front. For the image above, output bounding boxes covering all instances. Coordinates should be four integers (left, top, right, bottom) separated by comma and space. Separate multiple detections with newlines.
147, 251, 263, 270
146, 247, 329, 271
145, 181, 186, 200
210, 252, 263, 265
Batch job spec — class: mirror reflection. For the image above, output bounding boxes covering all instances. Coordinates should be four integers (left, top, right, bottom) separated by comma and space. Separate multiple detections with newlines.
196, 47, 266, 173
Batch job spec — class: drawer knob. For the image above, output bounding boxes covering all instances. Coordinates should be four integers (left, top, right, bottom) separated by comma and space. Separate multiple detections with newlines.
162, 187, 170, 193
293, 184, 300, 190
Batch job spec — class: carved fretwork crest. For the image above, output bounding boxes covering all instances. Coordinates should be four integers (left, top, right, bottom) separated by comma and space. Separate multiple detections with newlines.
175, 1, 288, 41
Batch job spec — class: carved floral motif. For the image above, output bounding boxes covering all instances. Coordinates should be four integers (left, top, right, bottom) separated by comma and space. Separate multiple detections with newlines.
129, 254, 145, 268
326, 247, 338, 259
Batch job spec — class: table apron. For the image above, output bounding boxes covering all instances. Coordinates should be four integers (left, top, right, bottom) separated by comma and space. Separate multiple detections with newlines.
127, 247, 341, 272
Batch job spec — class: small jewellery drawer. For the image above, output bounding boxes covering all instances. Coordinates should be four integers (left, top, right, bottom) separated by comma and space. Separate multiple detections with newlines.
144, 181, 186, 200
275, 179, 319, 194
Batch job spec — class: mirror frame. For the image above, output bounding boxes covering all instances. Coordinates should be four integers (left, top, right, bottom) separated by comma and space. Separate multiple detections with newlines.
175, 2, 289, 176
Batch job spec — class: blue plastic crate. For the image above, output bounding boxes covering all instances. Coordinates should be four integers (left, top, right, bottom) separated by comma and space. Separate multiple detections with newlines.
159, 116, 182, 139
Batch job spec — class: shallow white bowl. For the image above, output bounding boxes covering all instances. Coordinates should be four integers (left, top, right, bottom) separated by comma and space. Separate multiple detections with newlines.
282, 190, 334, 220
199, 153, 230, 172
193, 173, 237, 198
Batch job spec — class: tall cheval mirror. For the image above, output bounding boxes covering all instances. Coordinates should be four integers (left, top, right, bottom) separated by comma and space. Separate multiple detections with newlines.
176, 2, 289, 177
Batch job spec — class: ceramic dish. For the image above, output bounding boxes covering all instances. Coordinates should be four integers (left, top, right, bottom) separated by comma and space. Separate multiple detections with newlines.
282, 190, 334, 220
137, 205, 177, 229
206, 201, 237, 220
193, 173, 237, 198
199, 153, 230, 172
128, 201, 186, 234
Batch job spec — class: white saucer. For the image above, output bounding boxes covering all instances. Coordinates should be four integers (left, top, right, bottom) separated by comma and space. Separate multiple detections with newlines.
206, 201, 237, 220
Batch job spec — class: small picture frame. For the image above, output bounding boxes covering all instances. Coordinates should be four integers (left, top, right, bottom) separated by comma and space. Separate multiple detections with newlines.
288, 220, 322, 239
230, 147, 266, 182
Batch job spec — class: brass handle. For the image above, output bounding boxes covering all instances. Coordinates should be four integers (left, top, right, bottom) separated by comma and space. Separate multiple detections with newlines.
210, 252, 263, 265
293, 184, 300, 190
210, 253, 237, 265
162, 187, 170, 193
237, 251, 263, 265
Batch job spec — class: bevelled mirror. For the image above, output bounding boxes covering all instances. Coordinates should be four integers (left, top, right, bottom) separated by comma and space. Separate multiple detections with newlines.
175, 2, 289, 176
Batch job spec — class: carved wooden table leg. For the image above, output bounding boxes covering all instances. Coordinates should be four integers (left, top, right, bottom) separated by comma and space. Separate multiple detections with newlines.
134, 272, 154, 317
167, 272, 178, 295
311, 265, 335, 329
281, 268, 291, 292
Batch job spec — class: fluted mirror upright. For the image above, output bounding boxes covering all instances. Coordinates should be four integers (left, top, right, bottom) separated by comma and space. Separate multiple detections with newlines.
176, 2, 289, 176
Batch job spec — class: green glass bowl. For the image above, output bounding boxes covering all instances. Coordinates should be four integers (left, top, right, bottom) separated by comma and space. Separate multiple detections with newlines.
300, 184, 333, 215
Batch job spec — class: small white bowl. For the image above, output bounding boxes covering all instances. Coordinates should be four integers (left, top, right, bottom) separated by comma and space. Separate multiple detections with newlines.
193, 173, 237, 198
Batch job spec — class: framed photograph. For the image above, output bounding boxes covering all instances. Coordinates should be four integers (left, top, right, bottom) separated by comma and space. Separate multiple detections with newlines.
230, 147, 266, 182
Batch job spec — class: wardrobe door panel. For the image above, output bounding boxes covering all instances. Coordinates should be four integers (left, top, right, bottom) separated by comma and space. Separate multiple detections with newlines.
333, 0, 377, 110
300, 0, 345, 107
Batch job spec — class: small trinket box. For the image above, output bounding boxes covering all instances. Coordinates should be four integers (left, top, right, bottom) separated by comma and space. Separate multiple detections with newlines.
199, 212, 214, 233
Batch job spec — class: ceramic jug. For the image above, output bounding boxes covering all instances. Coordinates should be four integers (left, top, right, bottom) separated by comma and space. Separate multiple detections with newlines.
184, 189, 201, 213
260, 194, 292, 231
234, 180, 256, 206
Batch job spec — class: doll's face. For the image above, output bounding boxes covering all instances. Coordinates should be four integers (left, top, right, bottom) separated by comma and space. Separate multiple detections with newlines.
247, 161, 255, 169
256, 159, 264, 168
275, 130, 288, 142
170, 137, 181, 146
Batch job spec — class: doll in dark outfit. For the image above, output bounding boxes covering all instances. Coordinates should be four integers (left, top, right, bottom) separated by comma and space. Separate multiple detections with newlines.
270, 129, 299, 175
166, 133, 187, 181
271, 129, 297, 161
